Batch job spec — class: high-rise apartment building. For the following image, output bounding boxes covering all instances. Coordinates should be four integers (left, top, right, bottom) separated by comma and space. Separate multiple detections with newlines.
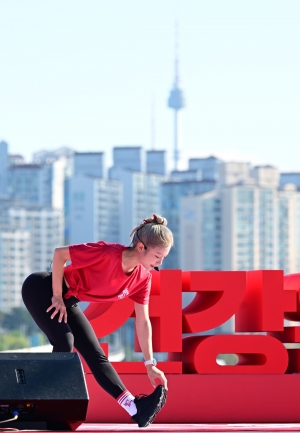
1, 203, 64, 272
220, 183, 278, 271
0, 228, 31, 312
0, 201, 64, 311
50, 157, 70, 210
67, 174, 121, 245
108, 146, 166, 244
217, 161, 251, 187
189, 156, 222, 181
180, 164, 300, 275
180, 190, 221, 270
109, 166, 166, 245
73, 152, 105, 178
161, 179, 217, 269
8, 164, 48, 205
160, 157, 223, 270
278, 184, 300, 274
113, 147, 144, 172
170, 169, 202, 181
251, 165, 280, 189
7, 157, 69, 210
146, 150, 166, 176
179, 190, 232, 334
0, 141, 8, 197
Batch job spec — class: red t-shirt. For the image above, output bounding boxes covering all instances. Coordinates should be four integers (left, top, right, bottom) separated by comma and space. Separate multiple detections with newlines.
63, 241, 151, 304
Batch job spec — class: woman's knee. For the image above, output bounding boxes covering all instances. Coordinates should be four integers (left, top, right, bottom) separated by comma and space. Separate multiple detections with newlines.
52, 332, 74, 352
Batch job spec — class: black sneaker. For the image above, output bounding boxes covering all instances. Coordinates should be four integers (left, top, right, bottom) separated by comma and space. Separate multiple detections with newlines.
131, 384, 167, 428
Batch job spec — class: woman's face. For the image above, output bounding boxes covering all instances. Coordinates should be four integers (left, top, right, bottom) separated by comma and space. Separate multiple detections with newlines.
139, 244, 171, 270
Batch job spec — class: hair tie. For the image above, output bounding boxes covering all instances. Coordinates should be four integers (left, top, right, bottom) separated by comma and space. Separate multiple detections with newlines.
153, 214, 164, 224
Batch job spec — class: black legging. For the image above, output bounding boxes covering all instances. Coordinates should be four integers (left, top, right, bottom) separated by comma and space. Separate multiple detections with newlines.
22, 272, 126, 399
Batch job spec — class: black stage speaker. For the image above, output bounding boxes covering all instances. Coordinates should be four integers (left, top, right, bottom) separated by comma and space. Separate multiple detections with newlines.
0, 352, 89, 430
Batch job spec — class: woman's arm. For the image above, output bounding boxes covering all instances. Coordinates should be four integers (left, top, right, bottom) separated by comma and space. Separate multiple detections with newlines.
46, 246, 71, 323
135, 302, 168, 390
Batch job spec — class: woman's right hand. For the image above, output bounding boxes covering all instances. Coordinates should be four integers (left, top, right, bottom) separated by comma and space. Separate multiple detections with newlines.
46, 296, 67, 323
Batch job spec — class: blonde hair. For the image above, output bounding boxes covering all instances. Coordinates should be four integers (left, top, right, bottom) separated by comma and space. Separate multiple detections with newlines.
130, 214, 174, 248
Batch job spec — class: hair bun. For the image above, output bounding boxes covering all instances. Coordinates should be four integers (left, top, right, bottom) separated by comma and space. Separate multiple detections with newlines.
153, 214, 167, 225
129, 214, 173, 247
142, 214, 167, 226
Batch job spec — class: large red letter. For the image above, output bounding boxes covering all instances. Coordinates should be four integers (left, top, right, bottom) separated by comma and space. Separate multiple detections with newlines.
181, 335, 288, 374
133, 270, 182, 373
235, 271, 297, 332
182, 271, 246, 333
84, 299, 134, 338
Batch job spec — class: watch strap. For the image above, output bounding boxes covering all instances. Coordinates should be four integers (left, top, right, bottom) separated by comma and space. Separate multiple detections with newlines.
144, 359, 157, 366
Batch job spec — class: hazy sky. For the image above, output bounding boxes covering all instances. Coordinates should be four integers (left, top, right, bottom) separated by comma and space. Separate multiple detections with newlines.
1, 0, 300, 171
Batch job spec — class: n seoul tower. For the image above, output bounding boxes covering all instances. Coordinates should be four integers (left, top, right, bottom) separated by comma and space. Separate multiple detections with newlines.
168, 23, 185, 171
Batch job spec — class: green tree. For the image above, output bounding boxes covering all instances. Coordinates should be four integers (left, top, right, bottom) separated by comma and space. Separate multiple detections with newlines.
0, 307, 39, 334
0, 330, 30, 351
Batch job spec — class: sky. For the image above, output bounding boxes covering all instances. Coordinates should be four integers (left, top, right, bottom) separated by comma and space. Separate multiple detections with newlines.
0, 0, 300, 172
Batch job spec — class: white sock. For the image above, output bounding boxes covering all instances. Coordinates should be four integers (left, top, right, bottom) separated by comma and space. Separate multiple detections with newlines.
117, 390, 137, 416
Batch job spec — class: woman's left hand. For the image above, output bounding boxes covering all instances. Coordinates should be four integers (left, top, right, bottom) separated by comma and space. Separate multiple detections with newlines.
146, 365, 168, 391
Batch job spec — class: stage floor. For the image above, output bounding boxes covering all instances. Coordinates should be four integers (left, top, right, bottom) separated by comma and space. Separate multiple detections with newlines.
3, 422, 300, 432
74, 423, 300, 432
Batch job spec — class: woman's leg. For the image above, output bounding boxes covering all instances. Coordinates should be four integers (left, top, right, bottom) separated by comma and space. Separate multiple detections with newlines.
66, 304, 127, 399
22, 272, 166, 426
22, 272, 74, 352
22, 272, 126, 398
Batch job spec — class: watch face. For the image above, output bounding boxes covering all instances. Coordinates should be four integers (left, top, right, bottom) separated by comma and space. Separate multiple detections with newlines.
153, 358, 157, 366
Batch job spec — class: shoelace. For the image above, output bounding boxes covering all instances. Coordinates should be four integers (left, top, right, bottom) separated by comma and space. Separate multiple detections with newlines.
148, 390, 167, 424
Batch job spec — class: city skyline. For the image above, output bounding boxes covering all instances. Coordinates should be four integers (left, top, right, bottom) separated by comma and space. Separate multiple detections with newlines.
2, 140, 299, 178
1, 0, 300, 172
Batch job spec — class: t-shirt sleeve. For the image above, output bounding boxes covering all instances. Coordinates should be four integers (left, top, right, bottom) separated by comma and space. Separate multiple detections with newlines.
129, 273, 152, 305
69, 242, 106, 269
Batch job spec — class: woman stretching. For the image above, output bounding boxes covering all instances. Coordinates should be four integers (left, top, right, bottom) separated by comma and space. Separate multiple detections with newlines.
22, 215, 173, 428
